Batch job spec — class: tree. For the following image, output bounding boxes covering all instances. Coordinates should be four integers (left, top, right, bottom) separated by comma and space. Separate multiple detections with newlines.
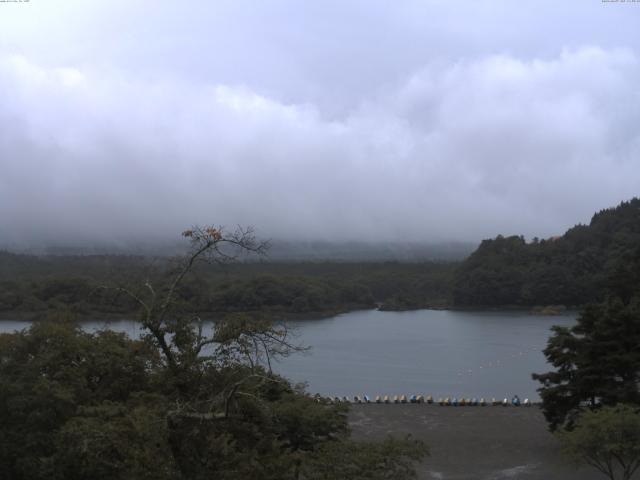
453, 198, 640, 308
533, 295, 640, 430
108, 225, 269, 372
302, 436, 428, 480
0, 225, 429, 479
0, 313, 166, 480
557, 404, 640, 480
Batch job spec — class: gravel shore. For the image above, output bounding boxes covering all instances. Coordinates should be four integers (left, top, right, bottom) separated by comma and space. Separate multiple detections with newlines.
349, 404, 603, 480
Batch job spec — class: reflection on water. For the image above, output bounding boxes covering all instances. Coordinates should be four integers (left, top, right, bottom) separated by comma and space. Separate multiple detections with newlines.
0, 309, 575, 400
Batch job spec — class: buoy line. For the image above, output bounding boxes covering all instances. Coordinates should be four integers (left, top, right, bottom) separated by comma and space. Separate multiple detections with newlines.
454, 344, 545, 378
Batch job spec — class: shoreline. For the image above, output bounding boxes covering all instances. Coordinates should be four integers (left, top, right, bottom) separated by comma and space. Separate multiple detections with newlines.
0, 304, 580, 322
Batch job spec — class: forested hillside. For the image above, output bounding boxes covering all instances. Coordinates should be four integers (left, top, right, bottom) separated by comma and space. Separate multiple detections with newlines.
453, 198, 640, 307
4, 198, 639, 315
0, 254, 454, 319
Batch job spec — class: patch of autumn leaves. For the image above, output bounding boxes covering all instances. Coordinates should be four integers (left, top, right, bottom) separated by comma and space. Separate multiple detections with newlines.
182, 227, 223, 242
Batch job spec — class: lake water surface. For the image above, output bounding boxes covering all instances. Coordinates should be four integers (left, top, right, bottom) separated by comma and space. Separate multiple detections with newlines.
1, 309, 576, 400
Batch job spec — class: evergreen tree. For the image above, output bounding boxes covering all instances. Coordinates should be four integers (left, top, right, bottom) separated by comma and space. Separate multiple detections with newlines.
533, 245, 640, 430
454, 198, 640, 307
533, 296, 640, 430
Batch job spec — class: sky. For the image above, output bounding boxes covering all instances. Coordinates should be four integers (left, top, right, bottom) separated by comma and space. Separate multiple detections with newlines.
1, 0, 639, 248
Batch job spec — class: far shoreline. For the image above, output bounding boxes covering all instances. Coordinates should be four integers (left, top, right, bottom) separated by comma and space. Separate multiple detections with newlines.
0, 304, 580, 323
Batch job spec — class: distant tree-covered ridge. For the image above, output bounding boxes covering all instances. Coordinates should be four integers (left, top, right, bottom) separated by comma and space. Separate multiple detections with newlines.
5, 198, 638, 316
453, 198, 640, 307
0, 253, 455, 319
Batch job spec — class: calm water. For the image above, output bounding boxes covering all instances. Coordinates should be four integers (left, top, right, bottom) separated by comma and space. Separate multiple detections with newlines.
279, 309, 576, 400
0, 309, 576, 400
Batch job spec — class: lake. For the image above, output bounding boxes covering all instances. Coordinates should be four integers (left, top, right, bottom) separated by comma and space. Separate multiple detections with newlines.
0, 309, 576, 400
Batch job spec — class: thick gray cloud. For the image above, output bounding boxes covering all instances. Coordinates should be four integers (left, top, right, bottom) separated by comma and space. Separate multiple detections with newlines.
0, 1, 639, 247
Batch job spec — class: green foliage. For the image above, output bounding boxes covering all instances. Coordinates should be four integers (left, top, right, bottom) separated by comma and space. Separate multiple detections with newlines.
533, 295, 640, 430
0, 316, 427, 479
302, 436, 428, 480
556, 404, 640, 480
54, 397, 178, 480
0, 320, 160, 480
0, 226, 428, 479
0, 255, 456, 318
207, 274, 377, 314
454, 198, 640, 307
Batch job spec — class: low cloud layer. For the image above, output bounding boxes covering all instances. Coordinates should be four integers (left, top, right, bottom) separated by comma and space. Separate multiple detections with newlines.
1, 2, 639, 247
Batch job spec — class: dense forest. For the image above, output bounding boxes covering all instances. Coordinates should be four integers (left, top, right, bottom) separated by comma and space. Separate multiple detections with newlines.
0, 254, 455, 319
453, 198, 640, 307
2, 198, 640, 318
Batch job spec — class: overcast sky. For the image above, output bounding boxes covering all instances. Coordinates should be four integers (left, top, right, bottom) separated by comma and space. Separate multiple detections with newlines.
1, 0, 639, 247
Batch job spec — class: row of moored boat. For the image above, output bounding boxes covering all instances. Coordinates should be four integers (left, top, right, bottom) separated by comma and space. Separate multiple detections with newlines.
325, 395, 532, 406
